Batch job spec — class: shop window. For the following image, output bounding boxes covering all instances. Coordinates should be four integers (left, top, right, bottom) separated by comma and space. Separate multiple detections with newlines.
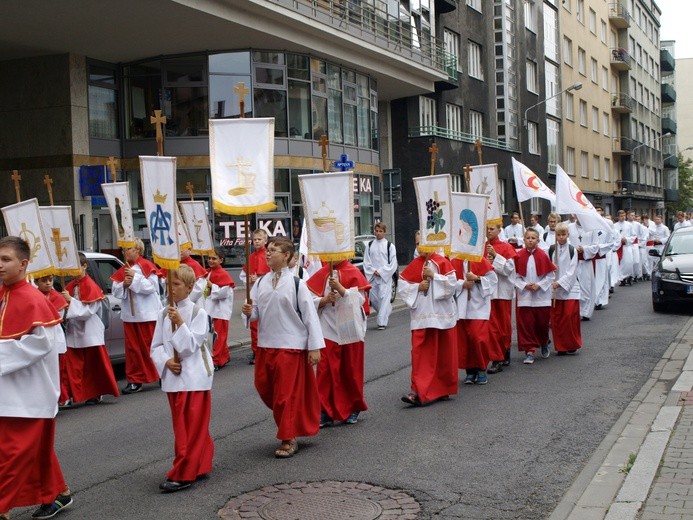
88, 63, 119, 139
209, 74, 252, 118
288, 80, 311, 139
254, 89, 288, 137
125, 61, 161, 139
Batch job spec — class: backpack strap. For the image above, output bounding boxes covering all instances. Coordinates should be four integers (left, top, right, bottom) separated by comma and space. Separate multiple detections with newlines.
369, 239, 392, 263
549, 244, 575, 261
191, 303, 213, 377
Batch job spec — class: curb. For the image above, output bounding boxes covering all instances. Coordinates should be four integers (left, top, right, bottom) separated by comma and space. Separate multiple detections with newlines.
549, 315, 693, 520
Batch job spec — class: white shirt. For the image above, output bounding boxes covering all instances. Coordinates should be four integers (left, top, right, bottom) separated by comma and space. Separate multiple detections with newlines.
454, 261, 498, 320
514, 251, 554, 307
65, 293, 105, 348
569, 223, 599, 260
674, 220, 692, 230
150, 298, 214, 392
363, 238, 398, 283
203, 276, 234, 320
112, 263, 162, 322
539, 229, 555, 253
551, 243, 580, 300
489, 247, 517, 300
398, 260, 457, 331
504, 223, 525, 248
313, 283, 367, 344
245, 268, 325, 351
651, 223, 670, 244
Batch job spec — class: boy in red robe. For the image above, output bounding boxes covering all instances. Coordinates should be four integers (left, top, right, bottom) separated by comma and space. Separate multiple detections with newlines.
35, 274, 70, 407
398, 252, 458, 406
241, 229, 270, 365
307, 260, 371, 426
204, 249, 235, 369
0, 237, 73, 520
61, 252, 120, 405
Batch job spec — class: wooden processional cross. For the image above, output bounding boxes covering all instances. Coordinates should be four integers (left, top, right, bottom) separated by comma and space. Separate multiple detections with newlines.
107, 156, 119, 183
43, 175, 54, 206
11, 170, 21, 203
235, 82, 250, 118
150, 110, 167, 156
429, 143, 438, 176
319, 135, 329, 172
185, 182, 194, 201
474, 140, 483, 165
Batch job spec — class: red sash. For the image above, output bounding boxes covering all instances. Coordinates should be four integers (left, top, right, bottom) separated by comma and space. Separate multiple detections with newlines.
111, 256, 159, 282
65, 275, 105, 304
306, 261, 371, 315
45, 289, 68, 313
0, 280, 62, 340
514, 248, 556, 278
400, 254, 454, 284
207, 265, 235, 288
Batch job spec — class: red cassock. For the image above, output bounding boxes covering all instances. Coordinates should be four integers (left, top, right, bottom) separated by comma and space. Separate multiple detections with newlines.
243, 249, 270, 355
166, 391, 214, 482
451, 258, 494, 371
307, 261, 371, 422
43, 289, 71, 403
550, 300, 582, 352
63, 276, 120, 401
111, 256, 160, 384
0, 281, 66, 512
254, 349, 320, 440
160, 255, 207, 278
514, 248, 556, 353
400, 254, 458, 402
486, 238, 517, 361
207, 265, 235, 367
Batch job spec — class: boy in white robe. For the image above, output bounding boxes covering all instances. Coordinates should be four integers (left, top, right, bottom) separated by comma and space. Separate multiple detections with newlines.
363, 222, 398, 330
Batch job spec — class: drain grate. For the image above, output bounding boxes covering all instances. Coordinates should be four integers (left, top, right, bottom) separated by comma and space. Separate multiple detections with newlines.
219, 481, 420, 519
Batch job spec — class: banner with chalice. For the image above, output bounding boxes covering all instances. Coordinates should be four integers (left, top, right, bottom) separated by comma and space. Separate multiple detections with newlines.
39, 206, 82, 276
179, 201, 215, 256
1, 198, 54, 278
139, 156, 180, 270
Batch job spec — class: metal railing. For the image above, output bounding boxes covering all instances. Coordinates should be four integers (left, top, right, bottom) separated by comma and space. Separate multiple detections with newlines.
267, 0, 450, 75
611, 92, 633, 110
608, 3, 632, 23
610, 48, 632, 67
409, 126, 517, 152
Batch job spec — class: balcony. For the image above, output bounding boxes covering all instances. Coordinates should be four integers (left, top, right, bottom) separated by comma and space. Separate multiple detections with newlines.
661, 48, 675, 72
665, 188, 679, 202
409, 126, 517, 152
435, 51, 459, 91
608, 3, 631, 29
435, 0, 458, 15
611, 92, 633, 113
662, 83, 677, 104
662, 117, 677, 135
610, 48, 631, 70
664, 154, 679, 169
612, 136, 634, 155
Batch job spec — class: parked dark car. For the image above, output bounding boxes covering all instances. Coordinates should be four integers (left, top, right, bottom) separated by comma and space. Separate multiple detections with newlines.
351, 234, 398, 303
650, 227, 693, 312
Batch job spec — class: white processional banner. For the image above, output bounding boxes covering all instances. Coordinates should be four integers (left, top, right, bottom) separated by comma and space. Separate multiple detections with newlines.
299, 171, 355, 262
1, 198, 54, 278
468, 164, 503, 227
450, 192, 489, 262
174, 205, 192, 252
555, 165, 612, 235
140, 156, 180, 270
101, 182, 136, 249
179, 201, 215, 256
209, 118, 276, 215
39, 206, 81, 276
413, 174, 453, 254
511, 157, 556, 204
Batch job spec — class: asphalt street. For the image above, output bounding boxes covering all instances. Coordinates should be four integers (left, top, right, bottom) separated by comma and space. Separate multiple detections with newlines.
10, 281, 691, 519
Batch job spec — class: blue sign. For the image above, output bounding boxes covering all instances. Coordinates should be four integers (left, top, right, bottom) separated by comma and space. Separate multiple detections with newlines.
334, 154, 355, 172
79, 165, 106, 197
91, 196, 107, 207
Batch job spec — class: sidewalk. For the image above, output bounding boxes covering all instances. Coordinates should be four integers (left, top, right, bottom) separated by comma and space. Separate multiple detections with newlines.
550, 314, 693, 520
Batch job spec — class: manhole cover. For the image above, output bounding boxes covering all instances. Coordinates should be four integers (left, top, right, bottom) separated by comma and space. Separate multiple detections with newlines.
219, 481, 420, 520
258, 494, 382, 520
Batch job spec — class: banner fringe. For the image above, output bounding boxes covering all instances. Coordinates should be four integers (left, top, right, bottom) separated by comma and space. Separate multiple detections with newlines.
313, 251, 355, 262
450, 253, 483, 262
154, 256, 181, 270
28, 266, 57, 279
117, 240, 136, 249
213, 200, 277, 216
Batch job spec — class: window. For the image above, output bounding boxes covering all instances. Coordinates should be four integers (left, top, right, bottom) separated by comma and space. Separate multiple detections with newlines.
545, 62, 560, 117
327, 63, 343, 143
577, 0, 584, 24
566, 147, 575, 175
528, 122, 539, 155
468, 41, 484, 80
526, 60, 538, 93
592, 106, 599, 132
450, 174, 464, 192
601, 66, 609, 91
603, 112, 610, 136
581, 151, 589, 178
88, 62, 119, 139
446, 103, 462, 134
524, 1, 537, 33
547, 119, 560, 174
578, 48, 586, 76
565, 92, 574, 120
563, 0, 571, 12
498, 178, 507, 214
589, 8, 596, 34
469, 110, 483, 138
341, 70, 357, 146
419, 96, 437, 128
604, 157, 610, 182
466, 0, 481, 12
444, 29, 461, 72
579, 100, 587, 126
601, 20, 607, 43
591, 58, 598, 83
563, 37, 573, 66
593, 155, 600, 180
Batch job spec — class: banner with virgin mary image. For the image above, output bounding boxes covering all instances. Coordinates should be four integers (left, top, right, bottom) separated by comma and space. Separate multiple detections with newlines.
450, 192, 489, 262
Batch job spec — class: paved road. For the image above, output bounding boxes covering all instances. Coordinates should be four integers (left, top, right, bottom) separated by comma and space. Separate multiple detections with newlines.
11, 282, 691, 519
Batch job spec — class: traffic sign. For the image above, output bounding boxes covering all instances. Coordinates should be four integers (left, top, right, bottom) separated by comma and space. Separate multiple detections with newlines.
335, 154, 355, 171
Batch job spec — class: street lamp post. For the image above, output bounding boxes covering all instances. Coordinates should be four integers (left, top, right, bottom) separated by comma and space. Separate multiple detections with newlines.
523, 82, 583, 127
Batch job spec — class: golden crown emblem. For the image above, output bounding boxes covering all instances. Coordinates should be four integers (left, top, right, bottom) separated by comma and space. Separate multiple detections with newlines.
153, 189, 167, 204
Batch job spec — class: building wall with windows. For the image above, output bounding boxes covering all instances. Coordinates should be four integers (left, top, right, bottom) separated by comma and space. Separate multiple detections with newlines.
660, 40, 677, 206
675, 57, 693, 163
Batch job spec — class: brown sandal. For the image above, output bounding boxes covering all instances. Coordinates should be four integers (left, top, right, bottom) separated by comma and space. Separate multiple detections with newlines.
274, 439, 299, 458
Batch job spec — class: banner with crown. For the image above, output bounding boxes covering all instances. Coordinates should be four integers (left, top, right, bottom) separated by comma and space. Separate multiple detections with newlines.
39, 206, 82, 276
209, 118, 276, 215
174, 204, 192, 252
299, 171, 355, 262
101, 181, 136, 249
179, 201, 215, 256
140, 156, 180, 269
1, 198, 54, 278
414, 174, 453, 254
450, 192, 489, 262
468, 163, 503, 227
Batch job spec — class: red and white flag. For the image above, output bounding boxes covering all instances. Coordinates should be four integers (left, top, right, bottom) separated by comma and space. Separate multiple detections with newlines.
555, 165, 611, 234
511, 157, 556, 204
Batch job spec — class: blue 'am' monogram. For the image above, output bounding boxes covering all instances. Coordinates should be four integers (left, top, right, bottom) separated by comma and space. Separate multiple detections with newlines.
150, 205, 174, 245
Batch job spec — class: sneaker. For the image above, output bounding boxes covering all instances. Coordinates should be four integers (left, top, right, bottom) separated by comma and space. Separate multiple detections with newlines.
502, 350, 511, 366
463, 374, 476, 385
85, 396, 102, 405
345, 411, 360, 424
523, 354, 535, 365
32, 493, 72, 519
247, 353, 255, 365
319, 411, 334, 428
540, 343, 550, 359
58, 399, 72, 409
121, 383, 142, 394
487, 361, 503, 374
377, 325, 386, 330
475, 371, 488, 385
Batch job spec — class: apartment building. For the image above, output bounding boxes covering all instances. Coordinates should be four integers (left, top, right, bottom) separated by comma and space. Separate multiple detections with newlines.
660, 40, 678, 207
